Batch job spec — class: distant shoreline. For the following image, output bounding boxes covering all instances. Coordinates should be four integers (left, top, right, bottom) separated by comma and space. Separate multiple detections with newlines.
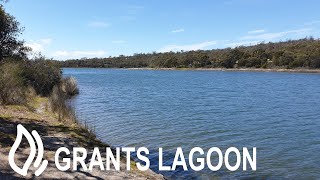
62, 67, 320, 73
124, 67, 320, 73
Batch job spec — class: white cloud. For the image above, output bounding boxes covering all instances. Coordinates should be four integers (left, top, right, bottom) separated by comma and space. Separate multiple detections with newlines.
240, 28, 312, 41
223, 28, 313, 48
88, 21, 110, 28
226, 40, 260, 47
52, 50, 107, 59
112, 40, 127, 44
25, 38, 52, 52
159, 41, 217, 52
248, 29, 265, 34
171, 28, 185, 33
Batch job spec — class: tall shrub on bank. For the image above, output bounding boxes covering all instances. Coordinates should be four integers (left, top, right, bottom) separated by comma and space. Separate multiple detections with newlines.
22, 56, 62, 96
0, 62, 26, 104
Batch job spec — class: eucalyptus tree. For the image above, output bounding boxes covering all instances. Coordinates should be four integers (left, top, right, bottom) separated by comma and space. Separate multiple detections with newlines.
0, 4, 29, 61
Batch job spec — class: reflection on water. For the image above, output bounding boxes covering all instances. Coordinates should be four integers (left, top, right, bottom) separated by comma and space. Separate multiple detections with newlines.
64, 68, 320, 179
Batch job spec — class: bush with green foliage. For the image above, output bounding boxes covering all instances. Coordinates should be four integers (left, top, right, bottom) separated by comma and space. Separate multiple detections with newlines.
0, 56, 63, 105
22, 56, 62, 96
0, 62, 26, 105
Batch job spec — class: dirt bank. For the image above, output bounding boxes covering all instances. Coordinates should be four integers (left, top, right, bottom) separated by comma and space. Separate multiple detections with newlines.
0, 97, 163, 179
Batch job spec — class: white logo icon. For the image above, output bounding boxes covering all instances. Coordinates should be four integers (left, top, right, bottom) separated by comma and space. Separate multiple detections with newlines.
8, 124, 48, 176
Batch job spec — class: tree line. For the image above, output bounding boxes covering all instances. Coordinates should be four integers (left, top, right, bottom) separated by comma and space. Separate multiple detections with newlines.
59, 37, 320, 69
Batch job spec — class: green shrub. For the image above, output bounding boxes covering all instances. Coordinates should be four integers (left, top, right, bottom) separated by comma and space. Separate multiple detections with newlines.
246, 57, 262, 68
22, 56, 62, 96
310, 58, 320, 68
0, 62, 26, 105
289, 59, 305, 68
238, 57, 262, 68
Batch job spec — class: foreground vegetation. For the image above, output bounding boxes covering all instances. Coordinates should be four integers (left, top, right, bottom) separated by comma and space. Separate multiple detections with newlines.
60, 38, 320, 69
0, 96, 163, 179
0, 4, 78, 120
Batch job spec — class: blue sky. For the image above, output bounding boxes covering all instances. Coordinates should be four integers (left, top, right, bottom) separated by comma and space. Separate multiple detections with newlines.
4, 0, 320, 60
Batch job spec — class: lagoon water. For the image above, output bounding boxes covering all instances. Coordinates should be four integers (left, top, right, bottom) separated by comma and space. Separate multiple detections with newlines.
64, 68, 320, 179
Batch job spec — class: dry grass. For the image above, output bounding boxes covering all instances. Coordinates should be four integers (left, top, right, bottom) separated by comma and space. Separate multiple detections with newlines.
48, 84, 77, 123
61, 76, 79, 96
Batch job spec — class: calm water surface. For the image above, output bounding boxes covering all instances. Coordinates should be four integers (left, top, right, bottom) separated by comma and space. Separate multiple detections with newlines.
63, 68, 320, 179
